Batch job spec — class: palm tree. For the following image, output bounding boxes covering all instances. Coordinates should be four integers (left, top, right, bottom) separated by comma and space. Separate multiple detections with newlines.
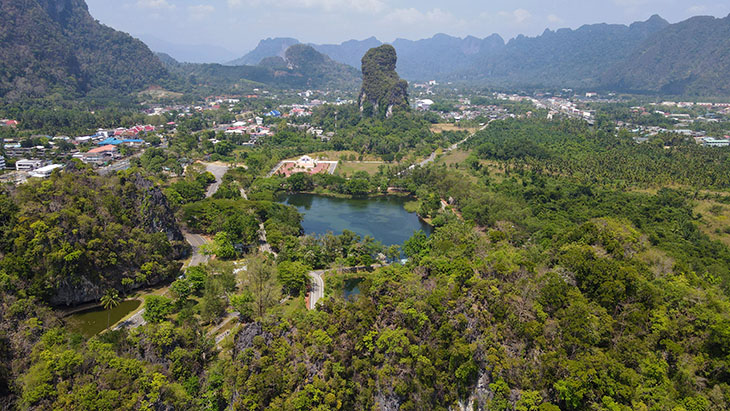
100, 289, 121, 329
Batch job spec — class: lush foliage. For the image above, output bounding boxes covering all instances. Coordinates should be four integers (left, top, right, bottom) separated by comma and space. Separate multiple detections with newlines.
0, 166, 187, 306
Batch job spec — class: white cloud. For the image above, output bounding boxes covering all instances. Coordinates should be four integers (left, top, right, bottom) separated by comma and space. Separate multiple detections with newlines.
189, 4, 215, 20
228, 0, 384, 13
136, 0, 174, 9
496, 8, 532, 24
547, 14, 563, 23
513, 8, 531, 23
688, 5, 708, 14
385, 8, 460, 25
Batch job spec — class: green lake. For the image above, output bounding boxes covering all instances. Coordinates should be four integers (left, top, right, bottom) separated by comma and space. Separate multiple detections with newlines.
66, 299, 141, 338
343, 278, 363, 300
280, 193, 432, 246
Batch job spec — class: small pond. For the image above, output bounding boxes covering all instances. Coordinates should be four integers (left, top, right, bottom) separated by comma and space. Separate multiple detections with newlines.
66, 299, 141, 338
280, 193, 432, 246
343, 277, 363, 300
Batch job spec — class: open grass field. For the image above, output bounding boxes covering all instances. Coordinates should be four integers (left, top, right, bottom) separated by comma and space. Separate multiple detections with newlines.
435, 149, 471, 166
695, 200, 730, 247
430, 123, 479, 134
285, 150, 382, 162
335, 161, 387, 176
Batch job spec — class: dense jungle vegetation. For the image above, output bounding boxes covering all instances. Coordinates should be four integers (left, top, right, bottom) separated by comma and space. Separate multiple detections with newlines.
4, 117, 730, 410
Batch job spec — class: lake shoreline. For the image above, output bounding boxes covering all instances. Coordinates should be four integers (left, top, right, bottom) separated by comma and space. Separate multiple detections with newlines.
281, 190, 434, 228
280, 193, 433, 245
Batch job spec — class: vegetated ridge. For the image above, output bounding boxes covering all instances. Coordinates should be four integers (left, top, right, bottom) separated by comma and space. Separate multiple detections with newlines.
0, 0, 167, 101
602, 14, 730, 95
163, 44, 360, 91
231, 14, 730, 95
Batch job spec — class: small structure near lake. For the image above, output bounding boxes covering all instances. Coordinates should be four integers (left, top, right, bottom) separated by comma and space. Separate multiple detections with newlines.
274, 155, 338, 177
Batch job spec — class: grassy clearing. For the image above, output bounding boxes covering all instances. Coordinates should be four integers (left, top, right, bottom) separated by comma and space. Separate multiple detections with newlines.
430, 123, 478, 134
335, 161, 386, 176
285, 150, 382, 162
277, 296, 306, 318
695, 200, 730, 247
435, 149, 471, 166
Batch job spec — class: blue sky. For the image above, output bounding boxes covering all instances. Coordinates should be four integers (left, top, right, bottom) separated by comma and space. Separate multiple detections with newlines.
86, 0, 730, 56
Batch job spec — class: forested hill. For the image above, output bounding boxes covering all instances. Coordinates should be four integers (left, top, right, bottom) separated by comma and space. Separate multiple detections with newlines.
230, 14, 730, 96
227, 37, 300, 66
467, 15, 670, 88
601, 14, 730, 95
165, 44, 361, 91
0, 166, 189, 306
0, 0, 168, 101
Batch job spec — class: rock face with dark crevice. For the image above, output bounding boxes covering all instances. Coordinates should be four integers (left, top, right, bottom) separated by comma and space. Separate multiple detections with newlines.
358, 45, 409, 118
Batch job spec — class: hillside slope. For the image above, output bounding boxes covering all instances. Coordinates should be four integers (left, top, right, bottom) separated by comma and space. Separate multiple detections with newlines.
468, 15, 670, 87
168, 44, 360, 91
227, 37, 300, 66
602, 14, 730, 95
0, 0, 167, 101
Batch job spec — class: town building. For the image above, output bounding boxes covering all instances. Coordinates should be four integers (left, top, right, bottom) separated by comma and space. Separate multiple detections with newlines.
275, 155, 338, 177
4, 145, 46, 158
0, 156, 5, 170
30, 164, 63, 178
701, 137, 730, 147
74, 145, 119, 164
15, 159, 43, 171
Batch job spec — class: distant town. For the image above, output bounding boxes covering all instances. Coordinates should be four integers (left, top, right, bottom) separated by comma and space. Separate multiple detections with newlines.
3, 86, 730, 186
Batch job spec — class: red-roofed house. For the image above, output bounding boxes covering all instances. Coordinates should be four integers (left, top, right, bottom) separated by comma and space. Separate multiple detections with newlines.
74, 144, 119, 165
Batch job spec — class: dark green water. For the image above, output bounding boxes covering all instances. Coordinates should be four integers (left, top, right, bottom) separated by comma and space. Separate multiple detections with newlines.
344, 278, 363, 300
66, 299, 141, 338
280, 194, 432, 246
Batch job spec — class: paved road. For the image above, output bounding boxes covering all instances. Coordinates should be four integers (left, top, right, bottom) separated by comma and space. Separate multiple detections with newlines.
266, 161, 285, 178
203, 162, 229, 197
307, 270, 326, 310
184, 232, 209, 267
399, 122, 491, 175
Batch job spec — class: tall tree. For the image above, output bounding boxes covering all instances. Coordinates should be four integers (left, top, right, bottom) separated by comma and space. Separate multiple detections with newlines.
100, 288, 120, 329
245, 255, 280, 318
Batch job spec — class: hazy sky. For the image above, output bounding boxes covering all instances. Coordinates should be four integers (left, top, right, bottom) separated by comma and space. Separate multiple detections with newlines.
86, 0, 730, 55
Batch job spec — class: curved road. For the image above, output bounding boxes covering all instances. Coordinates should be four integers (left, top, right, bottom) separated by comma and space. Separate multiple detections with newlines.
307, 270, 326, 310
116, 162, 229, 331
203, 162, 229, 197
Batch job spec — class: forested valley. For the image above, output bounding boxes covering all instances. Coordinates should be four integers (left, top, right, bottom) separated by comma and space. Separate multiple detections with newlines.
2, 113, 730, 410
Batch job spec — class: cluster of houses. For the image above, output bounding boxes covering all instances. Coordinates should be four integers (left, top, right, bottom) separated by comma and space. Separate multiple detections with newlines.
538, 97, 595, 122
222, 118, 271, 143
9, 159, 63, 179
0, 124, 157, 184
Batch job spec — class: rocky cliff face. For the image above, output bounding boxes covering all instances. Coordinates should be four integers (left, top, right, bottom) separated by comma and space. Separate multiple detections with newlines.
358, 45, 409, 118
2, 169, 190, 306
130, 173, 187, 255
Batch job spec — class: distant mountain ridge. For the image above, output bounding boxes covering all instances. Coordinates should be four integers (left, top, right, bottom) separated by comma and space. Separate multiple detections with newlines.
141, 35, 239, 64
602, 14, 730, 95
228, 37, 300, 66
227, 14, 730, 95
467, 14, 671, 88
163, 44, 360, 91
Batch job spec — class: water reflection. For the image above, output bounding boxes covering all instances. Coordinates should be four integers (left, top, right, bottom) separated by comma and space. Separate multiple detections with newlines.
280, 194, 432, 246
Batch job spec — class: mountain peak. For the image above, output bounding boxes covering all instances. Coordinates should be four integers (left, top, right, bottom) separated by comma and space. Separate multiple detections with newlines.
359, 45, 408, 118
228, 37, 300, 65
